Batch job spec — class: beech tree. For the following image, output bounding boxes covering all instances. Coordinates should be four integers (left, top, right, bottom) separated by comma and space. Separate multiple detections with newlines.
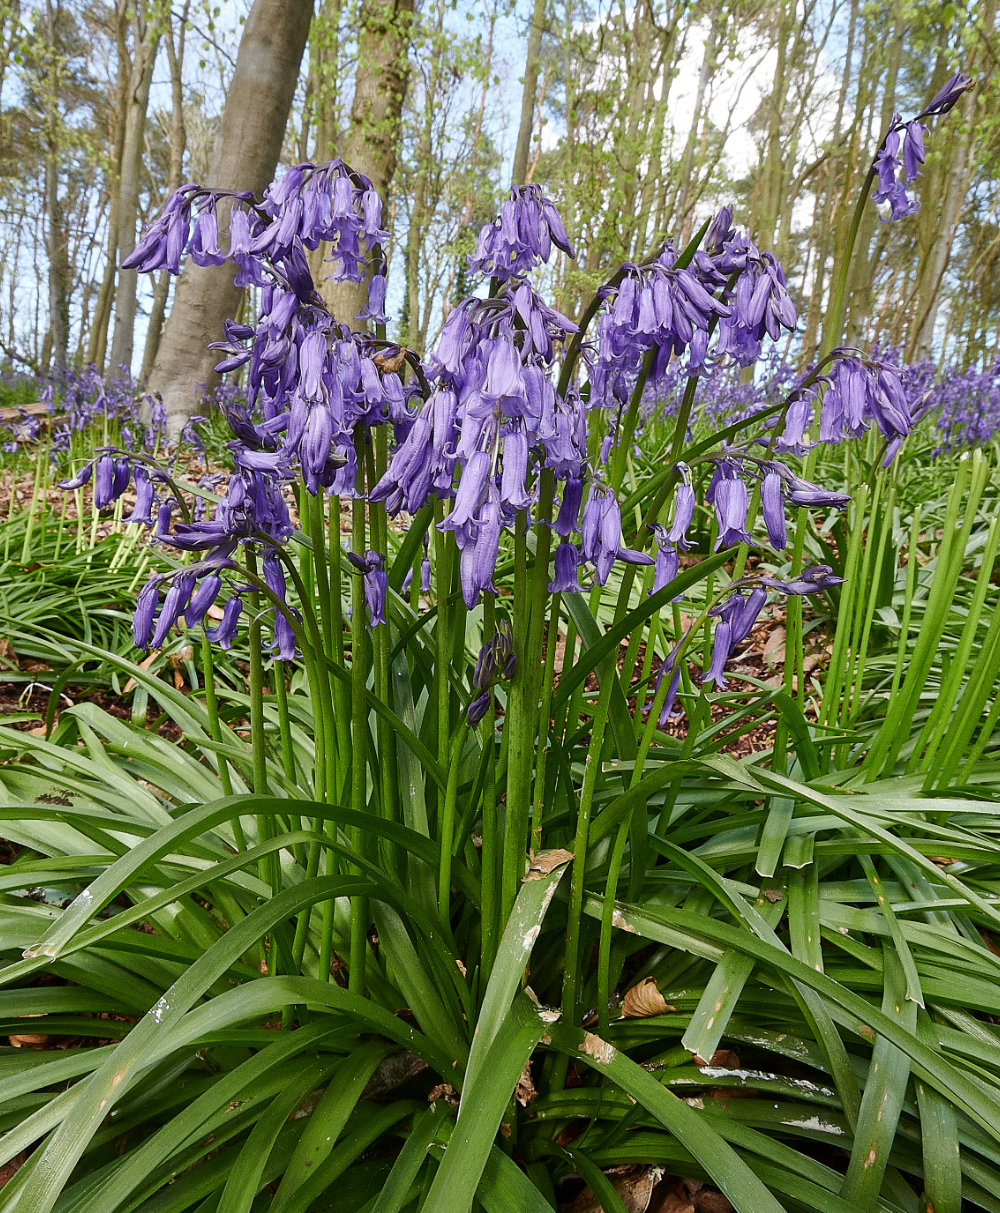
147, 0, 312, 433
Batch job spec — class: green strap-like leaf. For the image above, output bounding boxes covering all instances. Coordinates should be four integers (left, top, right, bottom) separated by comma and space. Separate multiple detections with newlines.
546, 1022, 786, 1213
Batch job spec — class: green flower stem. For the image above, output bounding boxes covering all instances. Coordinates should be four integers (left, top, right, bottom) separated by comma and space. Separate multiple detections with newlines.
349, 426, 370, 997
501, 510, 530, 919
369, 427, 397, 839
503, 471, 555, 918
200, 630, 235, 803
273, 664, 296, 786
554, 616, 577, 745
242, 546, 270, 802
480, 595, 499, 980
822, 159, 881, 355
322, 494, 351, 799
610, 347, 656, 495
597, 821, 630, 1036
531, 591, 562, 854
433, 499, 453, 778
242, 545, 276, 975
438, 725, 466, 928
562, 658, 619, 1028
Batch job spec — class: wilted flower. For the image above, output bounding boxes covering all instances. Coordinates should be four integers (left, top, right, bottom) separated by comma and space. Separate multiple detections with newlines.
348, 549, 388, 627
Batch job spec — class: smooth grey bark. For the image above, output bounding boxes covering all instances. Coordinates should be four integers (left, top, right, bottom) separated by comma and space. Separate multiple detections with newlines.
511, 0, 546, 187
149, 0, 313, 434
108, 10, 159, 375
318, 0, 413, 329
141, 0, 189, 381
85, 3, 129, 368
43, 0, 69, 369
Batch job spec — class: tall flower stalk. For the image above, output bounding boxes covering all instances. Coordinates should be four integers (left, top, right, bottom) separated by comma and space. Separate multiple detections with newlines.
73, 98, 968, 1014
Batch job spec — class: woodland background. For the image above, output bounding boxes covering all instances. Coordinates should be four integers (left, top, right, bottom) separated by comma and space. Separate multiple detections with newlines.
0, 0, 997, 413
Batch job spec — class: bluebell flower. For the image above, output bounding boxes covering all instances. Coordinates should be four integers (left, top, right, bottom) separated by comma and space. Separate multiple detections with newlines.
133, 575, 165, 648
667, 466, 696, 550
648, 526, 679, 596
264, 551, 299, 659
468, 184, 575, 282
184, 574, 223, 627
150, 571, 197, 648
760, 564, 845, 595
923, 72, 974, 116
548, 541, 582, 594
760, 471, 786, 549
123, 466, 156, 526
714, 243, 797, 367
467, 690, 492, 726
712, 475, 751, 550
58, 460, 93, 491
204, 595, 243, 648
348, 549, 388, 627
553, 476, 584, 537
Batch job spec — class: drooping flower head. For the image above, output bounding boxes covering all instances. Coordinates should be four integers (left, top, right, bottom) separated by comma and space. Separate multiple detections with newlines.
468, 183, 575, 282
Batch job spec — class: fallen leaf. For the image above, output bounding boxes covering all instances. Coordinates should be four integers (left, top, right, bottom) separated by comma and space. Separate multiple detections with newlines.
578, 1032, 616, 1065
123, 649, 161, 693
694, 1049, 740, 1069
373, 347, 408, 374
524, 847, 574, 879
515, 1062, 536, 1106
427, 1082, 459, 1105
0, 1151, 26, 1187
9, 1034, 51, 1049
622, 978, 674, 1019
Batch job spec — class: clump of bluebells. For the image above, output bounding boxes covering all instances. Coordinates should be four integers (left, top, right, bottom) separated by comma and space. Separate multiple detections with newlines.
65, 80, 972, 715
928, 358, 1000, 454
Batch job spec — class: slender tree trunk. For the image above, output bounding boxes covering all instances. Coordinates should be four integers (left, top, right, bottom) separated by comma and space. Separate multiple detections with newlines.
511, 0, 546, 186
108, 12, 159, 375
404, 0, 445, 350
141, 0, 189, 381
43, 0, 69, 368
306, 0, 343, 281
318, 0, 414, 329
908, 0, 996, 359
844, 16, 903, 346
86, 3, 130, 370
148, 0, 313, 434
675, 11, 719, 243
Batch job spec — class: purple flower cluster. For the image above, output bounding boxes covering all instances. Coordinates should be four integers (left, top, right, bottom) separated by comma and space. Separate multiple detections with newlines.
372, 190, 586, 607
869, 73, 974, 224
468, 183, 575, 281
105, 155, 919, 703
817, 352, 914, 462
112, 161, 407, 654
123, 160, 387, 288
927, 358, 1000, 454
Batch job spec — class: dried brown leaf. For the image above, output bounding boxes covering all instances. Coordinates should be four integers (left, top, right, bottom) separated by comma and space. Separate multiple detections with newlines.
524, 848, 574, 879
515, 1061, 536, 1106
621, 978, 674, 1019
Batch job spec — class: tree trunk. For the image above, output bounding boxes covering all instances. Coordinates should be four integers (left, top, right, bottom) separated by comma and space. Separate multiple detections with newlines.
318, 0, 414, 329
511, 0, 546, 186
86, 5, 130, 369
148, 0, 313, 434
907, 0, 996, 360
674, 11, 719, 244
108, 11, 160, 375
43, 0, 69, 369
141, 0, 189, 381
